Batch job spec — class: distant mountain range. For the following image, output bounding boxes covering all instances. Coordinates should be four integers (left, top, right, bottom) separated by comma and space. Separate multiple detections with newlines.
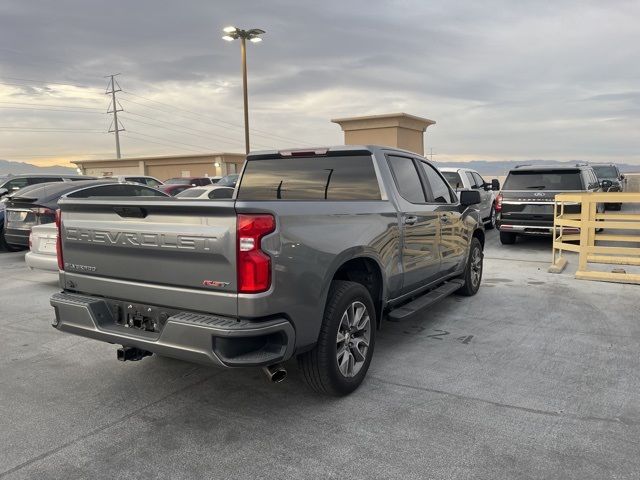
0, 159, 76, 176
435, 159, 640, 176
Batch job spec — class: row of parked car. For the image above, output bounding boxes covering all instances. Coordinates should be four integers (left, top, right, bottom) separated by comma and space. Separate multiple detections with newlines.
0, 172, 240, 259
0, 159, 627, 272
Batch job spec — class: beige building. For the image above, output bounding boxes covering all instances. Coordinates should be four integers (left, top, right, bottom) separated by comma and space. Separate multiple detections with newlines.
73, 152, 245, 181
332, 113, 435, 156
73, 113, 436, 180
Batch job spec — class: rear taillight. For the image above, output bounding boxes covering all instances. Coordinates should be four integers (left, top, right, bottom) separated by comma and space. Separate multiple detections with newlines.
33, 207, 55, 216
237, 214, 275, 293
28, 232, 33, 250
55, 209, 64, 270
495, 194, 503, 212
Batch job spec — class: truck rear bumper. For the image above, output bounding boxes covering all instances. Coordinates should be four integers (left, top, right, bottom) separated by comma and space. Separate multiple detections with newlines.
50, 292, 295, 367
499, 224, 581, 236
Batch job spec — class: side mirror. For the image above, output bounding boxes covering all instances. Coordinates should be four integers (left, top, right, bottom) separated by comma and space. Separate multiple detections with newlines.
491, 179, 500, 191
620, 174, 625, 180
459, 189, 481, 207
601, 180, 613, 190
0, 187, 8, 197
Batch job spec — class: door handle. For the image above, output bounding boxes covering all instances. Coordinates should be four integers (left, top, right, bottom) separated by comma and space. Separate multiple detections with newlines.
440, 214, 450, 222
404, 215, 418, 225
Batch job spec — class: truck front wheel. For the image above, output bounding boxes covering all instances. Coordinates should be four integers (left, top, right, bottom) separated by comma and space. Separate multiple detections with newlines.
298, 280, 376, 396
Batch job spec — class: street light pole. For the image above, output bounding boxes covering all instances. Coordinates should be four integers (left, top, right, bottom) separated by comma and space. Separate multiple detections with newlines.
222, 26, 265, 155
240, 36, 250, 154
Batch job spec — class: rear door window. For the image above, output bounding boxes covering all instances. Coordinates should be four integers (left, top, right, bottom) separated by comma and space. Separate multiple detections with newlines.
503, 170, 584, 190
465, 172, 479, 189
4, 178, 29, 191
209, 188, 234, 199
441, 171, 463, 189
28, 177, 62, 185
472, 172, 485, 188
145, 178, 162, 187
386, 155, 425, 204
238, 155, 382, 200
418, 161, 454, 203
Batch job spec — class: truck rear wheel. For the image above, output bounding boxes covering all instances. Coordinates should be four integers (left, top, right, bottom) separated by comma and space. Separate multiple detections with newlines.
298, 280, 376, 396
456, 237, 483, 296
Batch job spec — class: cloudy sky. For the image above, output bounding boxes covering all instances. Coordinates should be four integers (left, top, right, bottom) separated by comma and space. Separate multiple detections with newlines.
1, 0, 639, 166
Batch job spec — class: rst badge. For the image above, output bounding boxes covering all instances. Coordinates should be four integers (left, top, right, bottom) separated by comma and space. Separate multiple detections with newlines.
202, 280, 230, 288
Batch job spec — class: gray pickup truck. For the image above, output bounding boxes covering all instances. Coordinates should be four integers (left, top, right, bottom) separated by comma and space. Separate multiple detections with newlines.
51, 145, 485, 395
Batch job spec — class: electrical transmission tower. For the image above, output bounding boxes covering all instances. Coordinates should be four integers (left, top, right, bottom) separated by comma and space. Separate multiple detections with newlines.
105, 74, 125, 158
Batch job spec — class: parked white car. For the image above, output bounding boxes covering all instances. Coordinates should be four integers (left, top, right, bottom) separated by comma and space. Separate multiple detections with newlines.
174, 185, 235, 200
439, 168, 500, 229
25, 224, 58, 272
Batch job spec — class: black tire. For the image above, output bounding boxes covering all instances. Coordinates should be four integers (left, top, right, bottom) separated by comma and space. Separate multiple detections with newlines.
456, 237, 483, 296
298, 280, 376, 396
500, 231, 517, 245
0, 228, 21, 252
485, 206, 496, 230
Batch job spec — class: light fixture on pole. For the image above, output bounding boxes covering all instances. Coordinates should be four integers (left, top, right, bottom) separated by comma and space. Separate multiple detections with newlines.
222, 26, 265, 154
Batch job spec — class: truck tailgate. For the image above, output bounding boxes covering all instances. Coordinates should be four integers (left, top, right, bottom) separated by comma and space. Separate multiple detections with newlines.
58, 197, 238, 316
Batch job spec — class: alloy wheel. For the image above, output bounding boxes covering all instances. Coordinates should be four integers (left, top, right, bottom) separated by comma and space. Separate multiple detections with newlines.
470, 246, 483, 288
336, 301, 371, 378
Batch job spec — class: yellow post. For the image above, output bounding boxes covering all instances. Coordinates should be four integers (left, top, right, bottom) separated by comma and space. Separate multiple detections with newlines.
577, 195, 590, 272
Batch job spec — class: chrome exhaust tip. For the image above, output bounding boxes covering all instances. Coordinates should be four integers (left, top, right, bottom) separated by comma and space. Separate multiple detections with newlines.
262, 364, 287, 383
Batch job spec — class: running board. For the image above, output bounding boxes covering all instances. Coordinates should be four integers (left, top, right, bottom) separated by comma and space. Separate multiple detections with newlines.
387, 279, 464, 322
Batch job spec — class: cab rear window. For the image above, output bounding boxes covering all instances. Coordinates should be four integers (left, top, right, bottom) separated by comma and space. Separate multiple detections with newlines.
503, 170, 584, 190
237, 155, 381, 200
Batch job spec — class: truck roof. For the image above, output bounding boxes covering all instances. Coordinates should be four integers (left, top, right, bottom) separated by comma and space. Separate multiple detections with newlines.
247, 145, 427, 160
509, 164, 590, 172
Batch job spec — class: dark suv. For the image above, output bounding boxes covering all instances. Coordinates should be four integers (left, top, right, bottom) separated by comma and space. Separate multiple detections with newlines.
591, 163, 625, 211
496, 164, 603, 245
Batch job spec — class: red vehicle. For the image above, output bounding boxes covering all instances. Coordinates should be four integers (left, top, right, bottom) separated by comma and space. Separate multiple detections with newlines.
159, 177, 214, 196
158, 184, 195, 196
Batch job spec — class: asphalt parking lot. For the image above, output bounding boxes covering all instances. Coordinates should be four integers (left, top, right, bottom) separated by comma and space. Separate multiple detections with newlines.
1, 230, 639, 480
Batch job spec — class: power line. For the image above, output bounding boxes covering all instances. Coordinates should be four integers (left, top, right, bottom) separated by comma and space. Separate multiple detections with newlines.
121, 116, 241, 146
0, 127, 104, 133
120, 91, 316, 146
120, 97, 281, 148
0, 106, 104, 114
120, 113, 274, 149
126, 130, 231, 153
123, 132, 209, 154
0, 101, 102, 110
0, 76, 100, 90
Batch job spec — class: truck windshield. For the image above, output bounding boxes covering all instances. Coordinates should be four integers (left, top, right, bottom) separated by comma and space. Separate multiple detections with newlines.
592, 166, 618, 179
237, 155, 381, 200
503, 170, 583, 190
